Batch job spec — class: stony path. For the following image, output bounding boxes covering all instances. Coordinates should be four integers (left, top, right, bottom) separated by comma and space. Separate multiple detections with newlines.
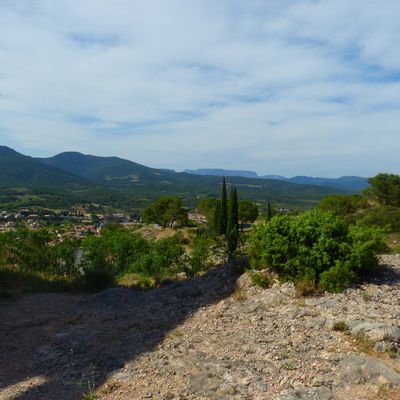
1, 256, 400, 399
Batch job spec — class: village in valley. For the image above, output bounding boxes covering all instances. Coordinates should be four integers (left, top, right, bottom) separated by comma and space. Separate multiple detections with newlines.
0, 207, 135, 235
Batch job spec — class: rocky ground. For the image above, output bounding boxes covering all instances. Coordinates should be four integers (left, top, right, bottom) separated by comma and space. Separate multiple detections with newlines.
1, 256, 400, 400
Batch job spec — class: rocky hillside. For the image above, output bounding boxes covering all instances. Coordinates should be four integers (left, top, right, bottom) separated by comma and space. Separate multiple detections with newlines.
1, 256, 400, 399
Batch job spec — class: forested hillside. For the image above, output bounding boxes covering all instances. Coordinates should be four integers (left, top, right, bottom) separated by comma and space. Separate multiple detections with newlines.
0, 146, 351, 210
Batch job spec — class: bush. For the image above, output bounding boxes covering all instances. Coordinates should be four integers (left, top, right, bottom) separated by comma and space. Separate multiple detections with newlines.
184, 235, 215, 277
82, 227, 149, 277
318, 194, 368, 216
249, 271, 272, 288
332, 321, 349, 331
366, 173, 400, 207
248, 211, 386, 292
295, 278, 318, 297
319, 261, 356, 293
50, 239, 82, 277
129, 235, 184, 281
359, 206, 400, 233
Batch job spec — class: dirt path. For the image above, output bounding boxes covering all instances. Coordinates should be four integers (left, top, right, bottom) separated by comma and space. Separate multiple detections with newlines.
1, 257, 400, 399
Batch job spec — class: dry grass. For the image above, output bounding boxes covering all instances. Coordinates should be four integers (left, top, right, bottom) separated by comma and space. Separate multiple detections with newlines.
116, 273, 156, 289
368, 385, 400, 400
295, 278, 319, 297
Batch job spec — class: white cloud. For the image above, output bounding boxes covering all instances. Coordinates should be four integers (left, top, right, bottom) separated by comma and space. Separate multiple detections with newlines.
0, 0, 399, 176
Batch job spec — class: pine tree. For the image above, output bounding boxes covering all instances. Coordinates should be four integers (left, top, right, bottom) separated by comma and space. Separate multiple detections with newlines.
218, 176, 227, 235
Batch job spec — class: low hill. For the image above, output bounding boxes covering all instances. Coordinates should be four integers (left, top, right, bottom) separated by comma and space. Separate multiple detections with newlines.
0, 146, 91, 190
0, 147, 138, 209
39, 152, 165, 185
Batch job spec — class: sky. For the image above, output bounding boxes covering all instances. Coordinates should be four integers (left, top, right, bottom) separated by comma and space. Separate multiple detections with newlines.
0, 0, 399, 178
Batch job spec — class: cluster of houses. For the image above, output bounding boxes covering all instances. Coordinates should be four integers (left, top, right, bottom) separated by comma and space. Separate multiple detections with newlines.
0, 209, 142, 233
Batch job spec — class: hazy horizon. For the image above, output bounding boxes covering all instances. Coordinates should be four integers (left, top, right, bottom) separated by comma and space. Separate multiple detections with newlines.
1, 1, 399, 178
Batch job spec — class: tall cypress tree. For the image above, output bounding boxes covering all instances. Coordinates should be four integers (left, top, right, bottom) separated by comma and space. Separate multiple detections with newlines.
227, 186, 239, 254
266, 200, 272, 221
218, 176, 227, 235
232, 187, 238, 231
213, 200, 221, 233
227, 187, 239, 234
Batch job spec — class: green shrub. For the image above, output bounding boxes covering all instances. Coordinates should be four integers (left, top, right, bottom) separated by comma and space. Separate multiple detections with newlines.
319, 261, 356, 293
50, 239, 82, 277
129, 236, 184, 281
248, 211, 386, 292
82, 227, 150, 277
249, 271, 272, 288
332, 321, 349, 331
319, 194, 368, 216
359, 206, 400, 233
366, 173, 400, 207
184, 235, 214, 277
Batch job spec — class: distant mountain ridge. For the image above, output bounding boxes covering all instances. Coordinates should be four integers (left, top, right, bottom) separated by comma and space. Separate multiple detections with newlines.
282, 176, 369, 192
185, 167, 369, 191
184, 168, 259, 179
0, 146, 356, 210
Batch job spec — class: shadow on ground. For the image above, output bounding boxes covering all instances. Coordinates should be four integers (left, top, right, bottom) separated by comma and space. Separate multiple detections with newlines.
359, 256, 400, 287
0, 263, 242, 399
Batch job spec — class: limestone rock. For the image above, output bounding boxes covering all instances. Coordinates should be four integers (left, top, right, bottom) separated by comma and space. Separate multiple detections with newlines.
338, 355, 400, 386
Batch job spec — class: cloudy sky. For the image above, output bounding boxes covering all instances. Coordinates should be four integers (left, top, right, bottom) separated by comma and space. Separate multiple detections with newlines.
0, 0, 399, 177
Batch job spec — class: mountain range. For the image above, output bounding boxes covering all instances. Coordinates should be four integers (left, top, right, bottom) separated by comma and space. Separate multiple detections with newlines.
0, 146, 362, 210
184, 169, 259, 179
185, 169, 369, 191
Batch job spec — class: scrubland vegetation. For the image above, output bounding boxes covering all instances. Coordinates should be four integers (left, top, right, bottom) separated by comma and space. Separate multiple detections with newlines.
1, 173, 400, 297
248, 173, 400, 292
0, 224, 224, 296
248, 211, 386, 293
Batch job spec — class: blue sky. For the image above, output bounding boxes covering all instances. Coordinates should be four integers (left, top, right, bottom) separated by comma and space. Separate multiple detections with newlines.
0, 0, 399, 177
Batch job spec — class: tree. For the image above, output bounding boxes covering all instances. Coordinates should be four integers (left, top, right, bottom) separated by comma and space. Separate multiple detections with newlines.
266, 200, 273, 220
227, 187, 239, 254
213, 201, 222, 234
366, 173, 400, 207
143, 196, 187, 228
227, 187, 239, 234
231, 187, 239, 231
220, 176, 228, 234
238, 200, 258, 227
215, 177, 227, 235
318, 194, 368, 216
197, 197, 220, 224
